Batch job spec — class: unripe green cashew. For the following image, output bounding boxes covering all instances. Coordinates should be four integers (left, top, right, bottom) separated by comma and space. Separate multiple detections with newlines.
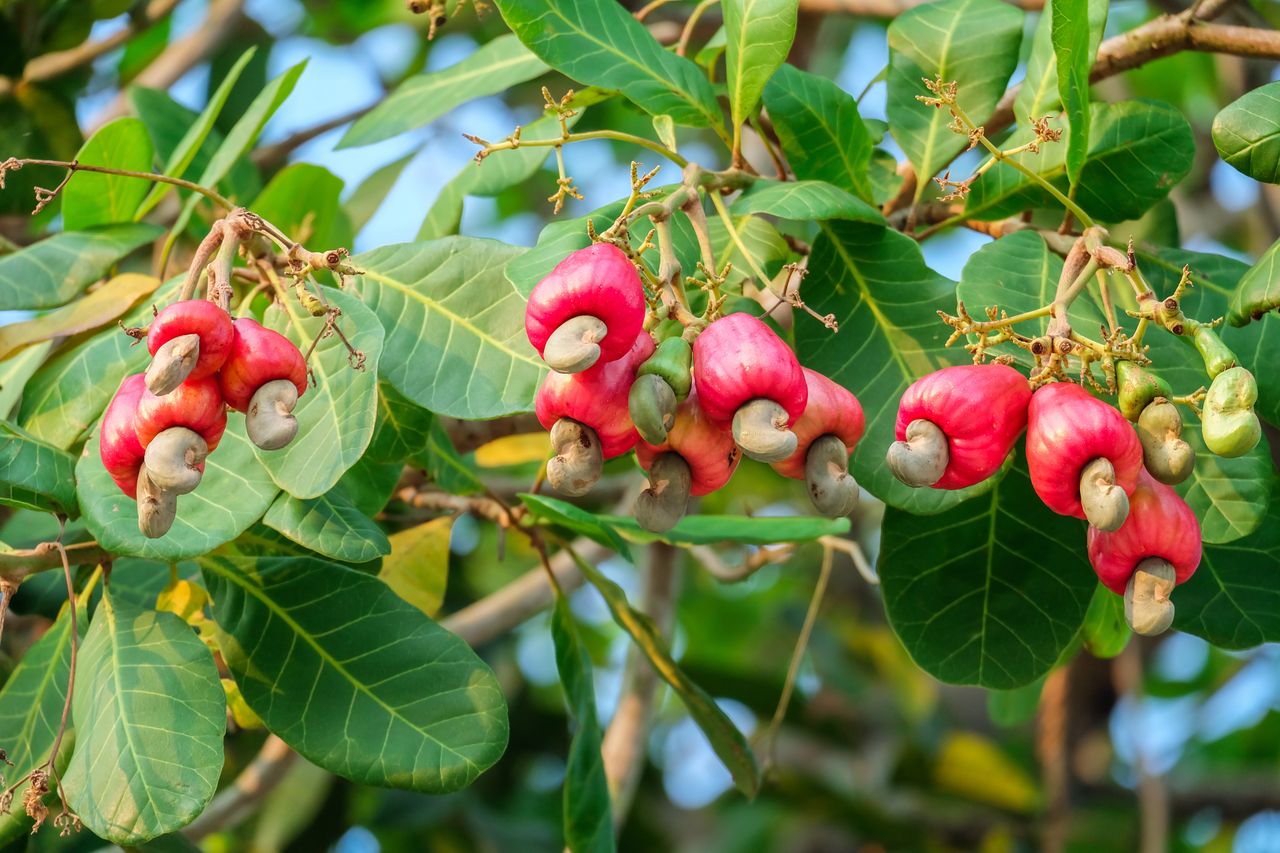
1135, 399, 1194, 485
546, 418, 603, 496
637, 337, 693, 400
136, 468, 177, 539
1202, 366, 1261, 458
732, 399, 798, 463
629, 373, 677, 446
1124, 557, 1177, 636
544, 315, 608, 374
804, 434, 859, 517
1191, 325, 1238, 379
1079, 457, 1129, 532
886, 418, 948, 487
145, 333, 201, 396
1115, 361, 1173, 422
635, 452, 693, 532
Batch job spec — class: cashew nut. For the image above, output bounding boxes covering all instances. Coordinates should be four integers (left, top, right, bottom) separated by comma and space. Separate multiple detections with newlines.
543, 315, 608, 374
246, 379, 301, 451
143, 427, 209, 495
886, 418, 948, 487
629, 373, 677, 446
1124, 557, 1177, 636
145, 333, 201, 396
635, 452, 693, 532
547, 418, 603, 496
1079, 457, 1129, 532
804, 434, 859, 517
1136, 399, 1194, 485
731, 398, 798, 463
136, 468, 177, 539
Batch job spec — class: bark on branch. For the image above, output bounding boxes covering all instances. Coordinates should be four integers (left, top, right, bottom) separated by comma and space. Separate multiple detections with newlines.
20, 0, 182, 83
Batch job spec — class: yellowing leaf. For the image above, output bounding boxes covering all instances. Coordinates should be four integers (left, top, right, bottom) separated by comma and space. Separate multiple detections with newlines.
934, 732, 1041, 813
222, 677, 264, 730
155, 576, 210, 624
0, 273, 159, 361
474, 432, 549, 468
379, 517, 452, 616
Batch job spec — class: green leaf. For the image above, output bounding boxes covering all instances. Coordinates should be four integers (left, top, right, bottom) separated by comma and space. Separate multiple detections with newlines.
550, 594, 615, 853
566, 549, 761, 798
493, 0, 724, 132
1080, 583, 1129, 659
723, 0, 798, 142
604, 512, 850, 546
132, 48, 257, 218
337, 456, 402, 518
1014, 0, 1107, 129
367, 380, 435, 463
263, 487, 391, 564
250, 163, 350, 251
355, 237, 544, 419
62, 117, 155, 230
0, 223, 161, 310
519, 494, 633, 561
380, 517, 453, 616
0, 341, 53, 421
794, 221, 997, 513
966, 100, 1195, 223
878, 462, 1095, 688
1051, 0, 1099, 186
346, 154, 413, 235
886, 0, 1024, 194
730, 179, 884, 225
0, 272, 159, 361
1227, 235, 1280, 328
0, 604, 77, 845
256, 287, 383, 499
78, 418, 280, 560
201, 556, 510, 792
340, 35, 549, 148
762, 64, 874, 203
417, 419, 486, 496
987, 677, 1046, 728
63, 591, 225, 844
0, 420, 77, 514
1174, 484, 1280, 648
1212, 80, 1280, 184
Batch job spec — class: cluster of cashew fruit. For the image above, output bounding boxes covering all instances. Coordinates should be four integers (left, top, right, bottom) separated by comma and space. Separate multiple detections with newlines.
527, 244, 865, 532
887, 364, 1210, 637
99, 300, 307, 538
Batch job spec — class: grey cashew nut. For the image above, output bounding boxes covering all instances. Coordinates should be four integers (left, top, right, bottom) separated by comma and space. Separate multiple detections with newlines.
1136, 398, 1194, 485
145, 333, 201, 396
136, 468, 177, 539
143, 427, 209, 495
544, 315, 608, 374
804, 434, 859, 517
547, 418, 603, 496
629, 373, 677, 446
1124, 557, 1177, 636
1079, 457, 1129, 532
885, 418, 948, 487
247, 379, 300, 451
731, 398, 798, 463
635, 452, 692, 533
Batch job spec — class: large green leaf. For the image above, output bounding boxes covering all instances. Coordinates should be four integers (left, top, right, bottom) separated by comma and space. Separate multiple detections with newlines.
63, 591, 225, 844
346, 155, 413, 234
886, 0, 1024, 193
0, 223, 161, 311
0, 605, 77, 844
730, 179, 883, 225
966, 100, 1194, 223
1050, 0, 1104, 186
493, 0, 724, 132
0, 341, 52, 420
367, 380, 435, 463
256, 286, 382, 498
762, 64, 874, 202
263, 487, 390, 564
250, 163, 351, 251
354, 237, 543, 419
0, 420, 77, 515
62, 117, 154, 230
878, 462, 1095, 688
380, 517, 452, 617
794, 221, 996, 513
723, 0, 798, 145
603, 511, 849, 547
340, 34, 549, 148
201, 556, 509, 792
1212, 80, 1280, 185
78, 418, 280, 560
550, 594, 614, 853
1227, 235, 1280, 329
1014, 0, 1107, 128
416, 419, 486, 496
520, 494, 633, 561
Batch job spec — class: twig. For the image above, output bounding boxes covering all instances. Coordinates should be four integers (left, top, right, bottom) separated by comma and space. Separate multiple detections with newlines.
676, 0, 720, 57
183, 735, 297, 840
252, 105, 376, 171
20, 0, 181, 83
0, 157, 235, 213
0, 541, 112, 580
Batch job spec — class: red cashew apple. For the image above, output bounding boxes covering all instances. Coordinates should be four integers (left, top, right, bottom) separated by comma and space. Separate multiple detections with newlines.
634, 390, 740, 531
134, 376, 226, 496
144, 300, 235, 395
692, 313, 808, 463
219, 318, 309, 451
886, 363, 1031, 490
525, 243, 646, 374
99, 374, 149, 498
773, 368, 865, 517
1087, 469, 1202, 636
1027, 381, 1143, 532
535, 332, 655, 495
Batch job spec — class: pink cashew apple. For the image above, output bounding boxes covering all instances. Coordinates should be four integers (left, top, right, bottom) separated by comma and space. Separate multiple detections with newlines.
773, 368, 865, 517
634, 390, 740, 531
144, 299, 235, 395
218, 318, 309, 451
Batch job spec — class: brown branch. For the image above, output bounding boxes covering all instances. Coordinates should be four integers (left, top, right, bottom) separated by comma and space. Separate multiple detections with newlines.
251, 105, 375, 172
183, 734, 297, 840
440, 413, 543, 455
0, 542, 111, 581
20, 0, 182, 83
796, 0, 1041, 12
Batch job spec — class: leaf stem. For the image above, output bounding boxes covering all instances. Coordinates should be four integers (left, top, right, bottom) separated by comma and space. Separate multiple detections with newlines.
475, 130, 689, 169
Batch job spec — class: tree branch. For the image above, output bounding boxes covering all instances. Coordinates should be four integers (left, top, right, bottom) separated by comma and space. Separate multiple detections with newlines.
20, 0, 182, 83
183, 734, 297, 840
796, 0, 1041, 12
0, 541, 111, 580
251, 105, 375, 172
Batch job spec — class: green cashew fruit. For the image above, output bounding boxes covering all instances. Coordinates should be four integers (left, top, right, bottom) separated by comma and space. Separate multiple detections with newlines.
1202, 366, 1262, 458
1190, 325, 1238, 379
1227, 250, 1280, 327
637, 336, 693, 400
1116, 361, 1173, 422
